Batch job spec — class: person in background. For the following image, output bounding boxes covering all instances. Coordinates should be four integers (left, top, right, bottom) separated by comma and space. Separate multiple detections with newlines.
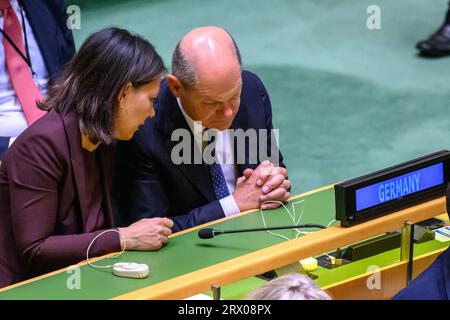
392, 246, 450, 300
0, 0, 75, 160
0, 27, 172, 289
245, 273, 332, 300
416, 1, 450, 57
393, 184, 450, 300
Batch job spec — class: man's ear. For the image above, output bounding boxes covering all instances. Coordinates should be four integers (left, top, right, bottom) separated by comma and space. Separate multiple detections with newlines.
167, 75, 183, 97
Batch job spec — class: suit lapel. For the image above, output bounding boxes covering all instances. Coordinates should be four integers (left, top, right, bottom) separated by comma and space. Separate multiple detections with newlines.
60, 111, 90, 229
164, 134, 215, 202
156, 82, 216, 202
97, 145, 115, 227
231, 100, 257, 175
20, 0, 58, 78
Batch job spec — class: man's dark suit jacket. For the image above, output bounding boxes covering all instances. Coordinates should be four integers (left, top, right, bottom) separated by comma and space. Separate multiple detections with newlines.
0, 111, 121, 289
393, 247, 450, 300
392, 184, 450, 300
0, 1, 75, 160
20, 0, 75, 82
114, 70, 286, 232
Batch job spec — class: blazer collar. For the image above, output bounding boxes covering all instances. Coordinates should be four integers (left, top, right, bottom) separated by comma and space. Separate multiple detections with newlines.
60, 111, 114, 229
20, 0, 54, 79
155, 83, 216, 202
229, 99, 253, 173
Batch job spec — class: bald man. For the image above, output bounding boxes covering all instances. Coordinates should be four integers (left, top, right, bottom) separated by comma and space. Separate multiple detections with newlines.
114, 27, 291, 232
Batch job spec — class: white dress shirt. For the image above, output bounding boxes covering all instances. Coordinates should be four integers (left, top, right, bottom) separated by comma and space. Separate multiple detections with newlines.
177, 98, 241, 217
0, 0, 49, 138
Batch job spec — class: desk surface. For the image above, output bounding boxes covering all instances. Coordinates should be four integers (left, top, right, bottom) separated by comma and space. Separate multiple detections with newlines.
0, 185, 448, 300
0, 186, 335, 299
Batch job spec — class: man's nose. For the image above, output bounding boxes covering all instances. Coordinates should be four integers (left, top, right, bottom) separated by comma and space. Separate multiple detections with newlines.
222, 105, 234, 118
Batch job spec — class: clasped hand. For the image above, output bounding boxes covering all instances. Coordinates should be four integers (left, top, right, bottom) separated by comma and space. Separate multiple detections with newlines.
233, 160, 291, 211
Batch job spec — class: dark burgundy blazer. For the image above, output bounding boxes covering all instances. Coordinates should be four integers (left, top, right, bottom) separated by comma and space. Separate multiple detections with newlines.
0, 110, 121, 288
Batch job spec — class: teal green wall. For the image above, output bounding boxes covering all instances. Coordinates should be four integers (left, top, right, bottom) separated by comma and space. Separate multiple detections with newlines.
68, 0, 450, 194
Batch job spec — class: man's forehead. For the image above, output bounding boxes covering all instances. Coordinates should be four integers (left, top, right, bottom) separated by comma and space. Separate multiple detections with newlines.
194, 76, 242, 99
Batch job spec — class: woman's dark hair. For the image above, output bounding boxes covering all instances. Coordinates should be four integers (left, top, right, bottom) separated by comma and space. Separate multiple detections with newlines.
39, 27, 166, 144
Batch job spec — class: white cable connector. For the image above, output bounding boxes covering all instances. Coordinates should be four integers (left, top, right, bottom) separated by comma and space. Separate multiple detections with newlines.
86, 229, 149, 279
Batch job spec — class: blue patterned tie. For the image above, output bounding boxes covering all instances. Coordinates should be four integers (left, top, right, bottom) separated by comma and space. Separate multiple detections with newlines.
209, 148, 230, 200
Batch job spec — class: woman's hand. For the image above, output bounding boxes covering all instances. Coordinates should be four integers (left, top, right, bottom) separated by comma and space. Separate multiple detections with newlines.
119, 217, 174, 251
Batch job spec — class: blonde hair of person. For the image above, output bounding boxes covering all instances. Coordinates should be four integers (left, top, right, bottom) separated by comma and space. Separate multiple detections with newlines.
246, 273, 332, 300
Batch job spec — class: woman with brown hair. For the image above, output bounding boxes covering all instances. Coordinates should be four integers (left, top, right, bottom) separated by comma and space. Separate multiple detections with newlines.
0, 27, 172, 288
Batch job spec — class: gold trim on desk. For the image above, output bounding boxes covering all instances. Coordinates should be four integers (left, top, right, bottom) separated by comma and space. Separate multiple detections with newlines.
0, 184, 334, 294
114, 196, 447, 300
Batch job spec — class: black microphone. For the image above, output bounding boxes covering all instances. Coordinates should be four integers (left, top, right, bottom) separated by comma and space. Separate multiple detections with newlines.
198, 224, 326, 239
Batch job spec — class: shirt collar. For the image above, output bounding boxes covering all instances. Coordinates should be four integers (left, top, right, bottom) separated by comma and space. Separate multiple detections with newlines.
176, 98, 231, 151
176, 97, 204, 134
176, 97, 205, 150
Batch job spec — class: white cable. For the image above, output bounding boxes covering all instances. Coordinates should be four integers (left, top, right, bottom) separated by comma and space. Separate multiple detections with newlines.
260, 201, 342, 264
326, 219, 339, 228
292, 200, 305, 225
86, 229, 126, 269
260, 200, 293, 241
259, 199, 339, 241
260, 199, 307, 241
291, 200, 306, 238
